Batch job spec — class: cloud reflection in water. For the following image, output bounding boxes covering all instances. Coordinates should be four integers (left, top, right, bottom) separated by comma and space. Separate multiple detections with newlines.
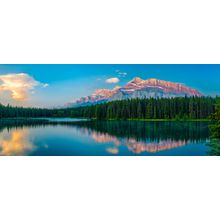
0, 128, 36, 156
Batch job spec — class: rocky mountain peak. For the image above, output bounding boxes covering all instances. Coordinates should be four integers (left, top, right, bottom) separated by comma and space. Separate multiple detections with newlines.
129, 77, 143, 84
68, 77, 203, 107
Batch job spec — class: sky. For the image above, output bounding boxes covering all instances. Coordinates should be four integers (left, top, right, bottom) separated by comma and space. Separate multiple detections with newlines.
0, 64, 220, 107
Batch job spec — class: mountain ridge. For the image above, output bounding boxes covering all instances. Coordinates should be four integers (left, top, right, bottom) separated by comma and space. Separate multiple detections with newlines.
67, 77, 203, 107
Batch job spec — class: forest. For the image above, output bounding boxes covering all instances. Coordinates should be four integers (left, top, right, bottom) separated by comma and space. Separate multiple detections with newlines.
211, 102, 220, 138
0, 96, 218, 120
209, 102, 220, 155
68, 96, 218, 120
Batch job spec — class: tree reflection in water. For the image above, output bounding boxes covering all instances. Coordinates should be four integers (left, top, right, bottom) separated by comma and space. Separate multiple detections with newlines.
73, 120, 210, 154
0, 119, 211, 155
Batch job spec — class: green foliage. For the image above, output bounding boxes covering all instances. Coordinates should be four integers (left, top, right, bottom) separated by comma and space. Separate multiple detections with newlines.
0, 105, 54, 118
210, 102, 220, 138
69, 96, 217, 120
0, 96, 217, 120
208, 100, 220, 155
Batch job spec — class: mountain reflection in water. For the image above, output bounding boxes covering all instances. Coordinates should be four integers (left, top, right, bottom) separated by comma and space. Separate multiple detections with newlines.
0, 119, 211, 156
75, 121, 210, 155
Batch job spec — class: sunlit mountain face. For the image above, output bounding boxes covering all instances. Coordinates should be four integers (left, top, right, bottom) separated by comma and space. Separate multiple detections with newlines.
67, 77, 203, 107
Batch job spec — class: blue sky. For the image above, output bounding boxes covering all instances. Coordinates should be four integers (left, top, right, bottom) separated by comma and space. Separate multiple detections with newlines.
0, 64, 219, 107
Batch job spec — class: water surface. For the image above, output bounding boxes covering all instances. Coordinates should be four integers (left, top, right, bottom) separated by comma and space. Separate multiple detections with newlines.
0, 119, 214, 156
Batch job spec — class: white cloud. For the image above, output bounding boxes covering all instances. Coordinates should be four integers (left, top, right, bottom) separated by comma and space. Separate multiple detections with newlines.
115, 70, 128, 78
105, 77, 120, 84
0, 73, 48, 101
118, 72, 127, 77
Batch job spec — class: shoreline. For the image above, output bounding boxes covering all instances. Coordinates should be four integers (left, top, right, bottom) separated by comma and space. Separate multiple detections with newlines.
127, 118, 211, 122
0, 117, 212, 122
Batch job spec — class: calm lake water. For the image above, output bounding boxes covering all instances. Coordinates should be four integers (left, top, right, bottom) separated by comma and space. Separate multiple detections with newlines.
0, 119, 214, 156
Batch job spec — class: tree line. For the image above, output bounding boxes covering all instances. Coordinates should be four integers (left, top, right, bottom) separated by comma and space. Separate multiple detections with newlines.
0, 104, 54, 118
0, 96, 218, 120
69, 96, 218, 120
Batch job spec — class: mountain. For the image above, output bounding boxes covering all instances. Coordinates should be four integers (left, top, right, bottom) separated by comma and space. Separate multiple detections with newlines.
67, 77, 203, 107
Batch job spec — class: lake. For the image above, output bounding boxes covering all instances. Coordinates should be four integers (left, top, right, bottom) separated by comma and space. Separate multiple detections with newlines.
0, 119, 215, 156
